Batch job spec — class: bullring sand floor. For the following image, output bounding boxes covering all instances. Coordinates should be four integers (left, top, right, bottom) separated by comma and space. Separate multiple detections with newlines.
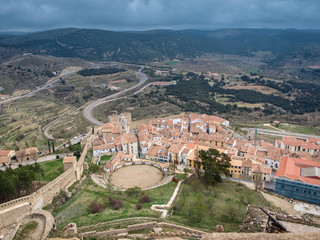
110, 165, 163, 189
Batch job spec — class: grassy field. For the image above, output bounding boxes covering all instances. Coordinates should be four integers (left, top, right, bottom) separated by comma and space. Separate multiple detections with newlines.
164, 60, 180, 65
169, 178, 271, 232
215, 94, 265, 109
52, 178, 178, 229
39, 159, 64, 181
50, 173, 271, 233
100, 155, 113, 161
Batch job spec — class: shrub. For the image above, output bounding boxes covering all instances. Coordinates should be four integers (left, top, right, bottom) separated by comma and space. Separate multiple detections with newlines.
125, 187, 142, 197
135, 203, 143, 210
139, 195, 151, 203
90, 203, 105, 214
108, 197, 123, 210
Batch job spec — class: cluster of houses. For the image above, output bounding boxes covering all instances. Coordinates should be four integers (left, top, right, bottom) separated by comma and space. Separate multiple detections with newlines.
0, 147, 39, 166
91, 112, 320, 204
92, 113, 138, 158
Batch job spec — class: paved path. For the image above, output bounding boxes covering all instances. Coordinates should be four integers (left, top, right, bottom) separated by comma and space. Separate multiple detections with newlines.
279, 220, 320, 234
83, 66, 148, 126
151, 180, 183, 219
243, 128, 320, 139
261, 191, 299, 216
133, 82, 153, 95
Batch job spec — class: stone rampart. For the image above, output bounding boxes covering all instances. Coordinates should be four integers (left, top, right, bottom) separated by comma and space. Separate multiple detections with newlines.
0, 202, 30, 231
3, 210, 54, 240
0, 141, 89, 229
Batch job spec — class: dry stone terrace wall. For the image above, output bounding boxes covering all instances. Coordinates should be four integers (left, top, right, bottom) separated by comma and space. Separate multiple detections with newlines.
81, 221, 207, 239
0, 141, 90, 229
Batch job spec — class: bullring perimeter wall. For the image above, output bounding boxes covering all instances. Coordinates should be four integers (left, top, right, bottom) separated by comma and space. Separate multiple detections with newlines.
0, 141, 90, 229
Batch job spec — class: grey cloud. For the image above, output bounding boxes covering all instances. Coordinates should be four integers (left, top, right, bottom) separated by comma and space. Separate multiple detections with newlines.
0, 0, 319, 32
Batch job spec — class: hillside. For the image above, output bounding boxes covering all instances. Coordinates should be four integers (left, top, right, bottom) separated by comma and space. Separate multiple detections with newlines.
0, 54, 90, 95
1, 28, 320, 63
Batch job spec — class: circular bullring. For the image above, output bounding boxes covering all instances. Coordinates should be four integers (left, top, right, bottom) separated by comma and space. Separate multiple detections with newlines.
110, 164, 164, 189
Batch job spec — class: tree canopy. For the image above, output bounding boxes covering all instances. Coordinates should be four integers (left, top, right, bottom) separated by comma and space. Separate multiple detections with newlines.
0, 164, 44, 203
197, 148, 231, 185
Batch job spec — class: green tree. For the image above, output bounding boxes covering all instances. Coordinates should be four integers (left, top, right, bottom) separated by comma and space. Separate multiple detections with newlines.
47, 140, 51, 153
51, 140, 55, 153
174, 196, 185, 214
226, 205, 237, 222
88, 163, 100, 173
193, 147, 202, 179
33, 162, 44, 188
193, 196, 204, 222
198, 148, 231, 185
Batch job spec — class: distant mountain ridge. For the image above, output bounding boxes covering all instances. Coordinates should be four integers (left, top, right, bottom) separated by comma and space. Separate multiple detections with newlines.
1, 28, 320, 63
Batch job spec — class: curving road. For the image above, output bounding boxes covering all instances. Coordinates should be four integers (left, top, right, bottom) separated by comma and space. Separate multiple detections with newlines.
243, 128, 320, 139
83, 66, 148, 126
0, 69, 77, 105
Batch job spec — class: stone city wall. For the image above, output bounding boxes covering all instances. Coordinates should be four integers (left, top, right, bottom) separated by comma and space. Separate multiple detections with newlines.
0, 202, 30, 231
0, 141, 89, 229
32, 167, 77, 209
3, 210, 54, 240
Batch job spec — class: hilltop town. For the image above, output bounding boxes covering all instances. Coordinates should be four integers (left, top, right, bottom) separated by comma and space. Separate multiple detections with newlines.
1, 111, 320, 239
1, 0, 320, 238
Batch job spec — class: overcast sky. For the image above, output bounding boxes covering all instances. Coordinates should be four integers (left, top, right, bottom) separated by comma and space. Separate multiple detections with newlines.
1, 0, 319, 32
